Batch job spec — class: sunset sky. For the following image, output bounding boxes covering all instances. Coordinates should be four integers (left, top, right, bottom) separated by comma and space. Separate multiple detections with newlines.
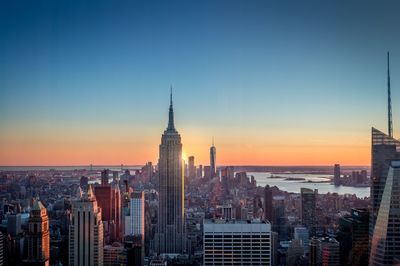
1, 0, 400, 166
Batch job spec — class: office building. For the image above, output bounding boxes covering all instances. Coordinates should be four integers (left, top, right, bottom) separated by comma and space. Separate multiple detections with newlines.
69, 186, 103, 266
25, 200, 50, 266
370, 127, 400, 247
154, 90, 185, 254
125, 235, 144, 266
210, 138, 216, 178
294, 226, 309, 253
103, 243, 127, 266
203, 219, 271, 266
301, 188, 317, 236
264, 185, 273, 222
216, 204, 233, 220
333, 164, 341, 186
310, 237, 340, 266
319, 238, 340, 266
101, 169, 110, 186
370, 161, 400, 265
188, 156, 196, 179
337, 208, 369, 265
7, 213, 21, 237
124, 191, 145, 236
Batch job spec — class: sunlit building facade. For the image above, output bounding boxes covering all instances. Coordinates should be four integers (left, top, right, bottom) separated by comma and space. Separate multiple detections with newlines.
69, 186, 104, 266
25, 200, 50, 266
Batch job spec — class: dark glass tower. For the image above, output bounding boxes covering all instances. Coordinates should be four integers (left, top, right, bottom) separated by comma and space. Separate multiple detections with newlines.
155, 90, 185, 254
370, 128, 400, 249
301, 188, 317, 236
370, 161, 400, 265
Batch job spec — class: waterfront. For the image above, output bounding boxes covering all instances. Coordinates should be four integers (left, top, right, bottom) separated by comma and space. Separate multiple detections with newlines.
250, 172, 370, 198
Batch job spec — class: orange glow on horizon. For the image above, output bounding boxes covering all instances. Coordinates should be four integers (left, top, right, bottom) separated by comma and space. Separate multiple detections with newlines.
0, 126, 371, 166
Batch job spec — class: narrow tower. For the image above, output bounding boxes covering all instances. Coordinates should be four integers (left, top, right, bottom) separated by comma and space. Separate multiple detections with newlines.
155, 88, 185, 254
388, 51, 393, 138
210, 137, 216, 178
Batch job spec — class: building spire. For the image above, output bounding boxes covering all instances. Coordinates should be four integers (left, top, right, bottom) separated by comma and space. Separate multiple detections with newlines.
388, 51, 393, 138
212, 136, 214, 147
167, 86, 175, 131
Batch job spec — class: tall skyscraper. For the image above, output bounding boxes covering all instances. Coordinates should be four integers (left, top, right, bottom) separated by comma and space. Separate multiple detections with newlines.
301, 188, 317, 236
333, 164, 341, 186
188, 156, 196, 179
337, 208, 369, 266
203, 219, 272, 265
370, 128, 400, 247
264, 185, 273, 222
370, 161, 400, 265
25, 200, 50, 266
69, 186, 104, 266
154, 90, 185, 254
210, 137, 216, 178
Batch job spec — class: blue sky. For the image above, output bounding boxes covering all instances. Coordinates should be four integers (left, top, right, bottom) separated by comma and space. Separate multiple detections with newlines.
1, 0, 400, 165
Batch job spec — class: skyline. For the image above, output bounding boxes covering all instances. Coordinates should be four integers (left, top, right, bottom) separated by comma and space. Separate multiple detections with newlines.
2, 1, 400, 166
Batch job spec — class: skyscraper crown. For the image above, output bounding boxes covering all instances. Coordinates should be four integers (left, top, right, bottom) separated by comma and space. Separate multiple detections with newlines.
167, 87, 176, 132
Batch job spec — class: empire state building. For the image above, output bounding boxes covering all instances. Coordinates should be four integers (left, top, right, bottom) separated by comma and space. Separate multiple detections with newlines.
155, 90, 185, 254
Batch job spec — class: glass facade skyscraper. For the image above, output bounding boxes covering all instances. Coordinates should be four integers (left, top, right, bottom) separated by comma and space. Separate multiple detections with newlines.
370, 128, 400, 250
370, 161, 400, 265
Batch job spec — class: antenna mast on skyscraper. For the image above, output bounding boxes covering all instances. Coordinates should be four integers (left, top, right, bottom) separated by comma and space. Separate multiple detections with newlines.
388, 52, 393, 137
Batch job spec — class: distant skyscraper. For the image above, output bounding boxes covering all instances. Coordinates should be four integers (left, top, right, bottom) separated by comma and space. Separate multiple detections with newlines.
25, 200, 50, 266
210, 137, 216, 178
69, 186, 103, 266
203, 219, 272, 265
154, 90, 185, 254
101, 169, 110, 185
188, 156, 195, 179
333, 164, 341, 186
273, 196, 287, 241
370, 128, 400, 249
301, 188, 317, 236
264, 185, 273, 222
370, 161, 400, 265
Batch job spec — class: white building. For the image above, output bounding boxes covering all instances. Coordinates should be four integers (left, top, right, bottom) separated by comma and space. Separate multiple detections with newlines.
69, 186, 104, 266
124, 191, 144, 236
203, 219, 271, 266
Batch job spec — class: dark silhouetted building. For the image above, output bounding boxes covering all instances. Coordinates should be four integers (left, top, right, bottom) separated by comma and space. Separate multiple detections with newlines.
301, 188, 317, 236
334, 164, 341, 186
337, 208, 369, 266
